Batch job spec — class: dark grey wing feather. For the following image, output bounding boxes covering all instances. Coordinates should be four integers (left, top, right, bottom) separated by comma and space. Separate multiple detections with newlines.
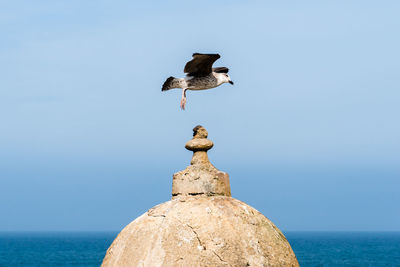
184, 53, 220, 77
212, 67, 229, 73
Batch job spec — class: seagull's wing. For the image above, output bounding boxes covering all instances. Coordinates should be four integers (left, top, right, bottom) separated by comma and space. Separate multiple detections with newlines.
184, 53, 220, 77
212, 67, 229, 73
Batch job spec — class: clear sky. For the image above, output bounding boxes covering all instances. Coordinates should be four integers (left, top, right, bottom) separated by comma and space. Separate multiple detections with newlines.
1, 1, 399, 231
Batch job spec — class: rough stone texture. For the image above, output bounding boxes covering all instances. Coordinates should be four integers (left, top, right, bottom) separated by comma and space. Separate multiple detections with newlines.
102, 196, 298, 267
172, 154, 231, 198
101, 126, 299, 267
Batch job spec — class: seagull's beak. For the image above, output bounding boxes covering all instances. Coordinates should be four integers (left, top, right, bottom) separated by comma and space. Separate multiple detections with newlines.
229, 80, 234, 85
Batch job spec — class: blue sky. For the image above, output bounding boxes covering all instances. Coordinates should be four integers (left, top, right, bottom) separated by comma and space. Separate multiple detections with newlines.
0, 1, 399, 231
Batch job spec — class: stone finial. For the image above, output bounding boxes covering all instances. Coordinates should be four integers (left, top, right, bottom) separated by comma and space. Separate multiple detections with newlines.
185, 126, 213, 165
172, 126, 231, 198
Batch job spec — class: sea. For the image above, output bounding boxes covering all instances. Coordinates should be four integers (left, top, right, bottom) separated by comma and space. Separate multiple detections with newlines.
0, 232, 399, 266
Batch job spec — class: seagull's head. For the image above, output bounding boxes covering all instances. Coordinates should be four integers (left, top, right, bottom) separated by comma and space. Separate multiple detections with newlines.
216, 73, 234, 85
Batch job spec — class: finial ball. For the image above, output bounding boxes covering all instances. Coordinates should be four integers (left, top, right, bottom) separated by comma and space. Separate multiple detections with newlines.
193, 125, 208, 139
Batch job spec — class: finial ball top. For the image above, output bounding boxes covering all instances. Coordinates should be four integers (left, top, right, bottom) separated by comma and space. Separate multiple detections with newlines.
193, 125, 208, 139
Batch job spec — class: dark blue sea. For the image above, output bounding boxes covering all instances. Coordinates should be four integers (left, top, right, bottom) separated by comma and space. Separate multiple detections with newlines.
0, 232, 399, 266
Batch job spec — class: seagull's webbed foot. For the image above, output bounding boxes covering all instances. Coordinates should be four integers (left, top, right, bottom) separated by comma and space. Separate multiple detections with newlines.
180, 97, 187, 110
180, 89, 187, 110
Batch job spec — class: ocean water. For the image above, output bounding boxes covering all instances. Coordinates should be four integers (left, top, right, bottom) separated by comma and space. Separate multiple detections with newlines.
288, 232, 400, 267
0, 232, 399, 266
0, 232, 115, 266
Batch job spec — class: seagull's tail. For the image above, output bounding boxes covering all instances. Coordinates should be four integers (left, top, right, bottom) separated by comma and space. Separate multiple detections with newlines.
162, 76, 180, 91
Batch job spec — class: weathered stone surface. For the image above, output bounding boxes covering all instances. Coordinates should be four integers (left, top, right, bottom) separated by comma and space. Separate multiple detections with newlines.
102, 196, 299, 267
101, 126, 299, 267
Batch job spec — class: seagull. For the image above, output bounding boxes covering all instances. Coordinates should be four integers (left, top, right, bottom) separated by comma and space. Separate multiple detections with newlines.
162, 53, 234, 110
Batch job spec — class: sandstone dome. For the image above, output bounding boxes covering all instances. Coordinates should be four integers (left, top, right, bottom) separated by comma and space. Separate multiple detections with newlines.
102, 126, 299, 267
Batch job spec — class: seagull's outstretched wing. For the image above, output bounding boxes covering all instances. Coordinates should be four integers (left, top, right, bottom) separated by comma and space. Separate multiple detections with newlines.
184, 53, 220, 77
212, 67, 229, 73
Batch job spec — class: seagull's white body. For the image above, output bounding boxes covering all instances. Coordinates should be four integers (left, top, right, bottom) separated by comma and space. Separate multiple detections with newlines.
162, 53, 234, 109
181, 72, 231, 90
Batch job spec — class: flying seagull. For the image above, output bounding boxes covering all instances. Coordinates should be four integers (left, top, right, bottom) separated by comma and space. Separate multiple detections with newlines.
162, 53, 234, 110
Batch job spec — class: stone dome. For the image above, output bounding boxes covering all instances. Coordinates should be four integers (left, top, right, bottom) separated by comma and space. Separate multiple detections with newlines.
102, 126, 299, 267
